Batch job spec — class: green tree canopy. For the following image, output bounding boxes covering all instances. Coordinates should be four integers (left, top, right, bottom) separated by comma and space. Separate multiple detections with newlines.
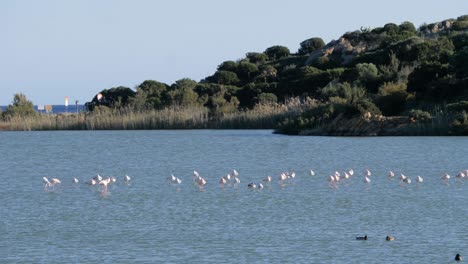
167, 78, 200, 106
246, 52, 268, 64
208, 70, 240, 85
2, 93, 37, 119
399, 21, 417, 33
86, 86, 135, 111
298, 37, 325, 55
137, 80, 169, 109
264, 45, 290, 60
217, 60, 238, 72
235, 61, 259, 81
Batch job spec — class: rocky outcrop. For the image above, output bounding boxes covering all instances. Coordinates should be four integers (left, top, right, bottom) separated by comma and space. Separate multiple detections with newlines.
305, 37, 368, 65
420, 19, 454, 35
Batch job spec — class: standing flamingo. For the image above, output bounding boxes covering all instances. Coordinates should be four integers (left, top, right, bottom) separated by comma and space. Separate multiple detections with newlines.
99, 178, 110, 194
43, 177, 51, 190
441, 173, 450, 184
399, 174, 407, 181
290, 171, 296, 178
364, 169, 371, 177
43, 177, 61, 190
343, 172, 350, 179
328, 175, 337, 188
219, 177, 227, 185
87, 178, 97, 185
234, 177, 240, 184
124, 175, 131, 183
168, 174, 181, 184
93, 174, 102, 181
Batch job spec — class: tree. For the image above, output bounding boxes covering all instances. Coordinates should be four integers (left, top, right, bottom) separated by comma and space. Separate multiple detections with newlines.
246, 52, 268, 64
356, 63, 379, 81
86, 86, 136, 111
167, 78, 200, 106
407, 62, 449, 95
451, 47, 468, 78
383, 23, 399, 36
137, 80, 169, 109
375, 82, 408, 116
256, 93, 278, 104
264, 45, 290, 60
354, 63, 380, 92
298, 37, 325, 55
399, 21, 417, 33
128, 87, 148, 111
235, 61, 259, 81
451, 33, 468, 51
217, 61, 238, 72
208, 71, 240, 85
2, 93, 37, 119
257, 65, 278, 83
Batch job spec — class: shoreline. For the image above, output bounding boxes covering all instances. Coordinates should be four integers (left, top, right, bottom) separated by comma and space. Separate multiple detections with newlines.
1, 112, 466, 136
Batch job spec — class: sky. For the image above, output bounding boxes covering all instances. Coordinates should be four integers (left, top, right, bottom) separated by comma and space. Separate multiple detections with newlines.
1, 0, 466, 105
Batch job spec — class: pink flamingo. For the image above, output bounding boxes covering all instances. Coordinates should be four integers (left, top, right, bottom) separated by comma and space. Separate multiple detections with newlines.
87, 178, 97, 185
416, 176, 423, 183
441, 173, 450, 184
43, 177, 61, 190
364, 169, 371, 177
363, 176, 371, 183
219, 177, 227, 185
124, 175, 131, 184
99, 178, 110, 194
263, 175, 272, 183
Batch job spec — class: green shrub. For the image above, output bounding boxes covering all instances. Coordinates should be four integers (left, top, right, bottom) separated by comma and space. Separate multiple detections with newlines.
264, 45, 290, 60
2, 93, 38, 120
298, 37, 325, 55
408, 109, 432, 122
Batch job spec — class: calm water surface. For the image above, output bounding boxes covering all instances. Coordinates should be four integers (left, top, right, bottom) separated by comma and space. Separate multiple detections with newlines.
1, 130, 467, 263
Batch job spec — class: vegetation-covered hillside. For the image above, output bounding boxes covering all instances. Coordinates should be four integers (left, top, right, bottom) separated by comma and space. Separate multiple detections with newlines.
80, 15, 468, 135
2, 16, 467, 134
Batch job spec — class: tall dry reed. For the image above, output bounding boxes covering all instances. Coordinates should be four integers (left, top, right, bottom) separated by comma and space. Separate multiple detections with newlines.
0, 98, 319, 131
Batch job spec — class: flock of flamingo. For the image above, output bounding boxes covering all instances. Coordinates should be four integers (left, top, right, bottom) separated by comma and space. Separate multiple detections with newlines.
185, 168, 468, 190
324, 168, 468, 188
42, 174, 132, 194
42, 167, 468, 194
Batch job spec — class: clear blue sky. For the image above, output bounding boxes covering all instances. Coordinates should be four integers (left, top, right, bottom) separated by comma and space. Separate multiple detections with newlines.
1, 0, 466, 105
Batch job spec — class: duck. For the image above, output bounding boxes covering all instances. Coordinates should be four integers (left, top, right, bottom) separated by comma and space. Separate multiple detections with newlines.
455, 254, 462, 261
356, 235, 367, 240
386, 236, 395, 241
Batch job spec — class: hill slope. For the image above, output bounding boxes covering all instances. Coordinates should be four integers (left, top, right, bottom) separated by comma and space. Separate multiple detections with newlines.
83, 15, 468, 135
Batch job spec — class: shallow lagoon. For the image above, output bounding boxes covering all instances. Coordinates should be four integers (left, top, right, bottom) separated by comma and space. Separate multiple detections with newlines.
1, 130, 467, 263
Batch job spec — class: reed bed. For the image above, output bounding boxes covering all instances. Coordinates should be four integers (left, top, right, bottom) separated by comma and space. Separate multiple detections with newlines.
0, 98, 318, 131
